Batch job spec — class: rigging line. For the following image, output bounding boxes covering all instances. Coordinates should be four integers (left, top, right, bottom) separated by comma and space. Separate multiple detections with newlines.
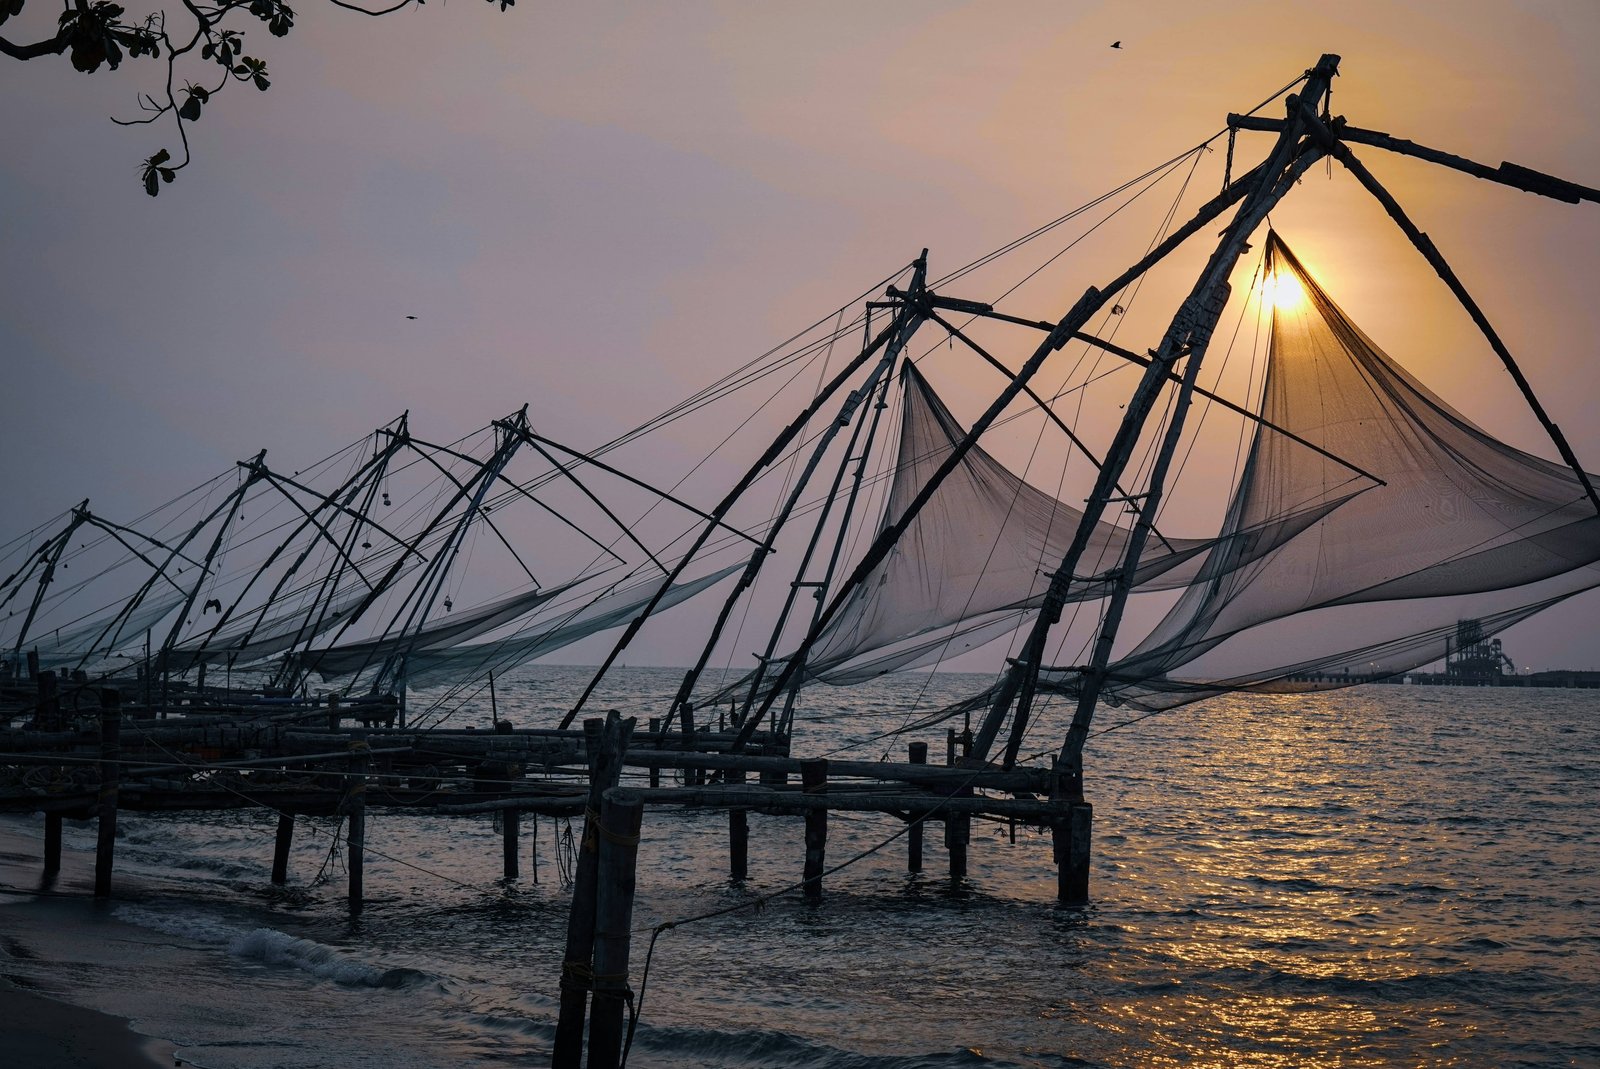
617, 762, 1006, 1069
908, 146, 1201, 375
936, 145, 1206, 294
930, 69, 1308, 293
715, 308, 848, 706
1153, 252, 1267, 531
874, 347, 1072, 753
407, 566, 652, 725
1022, 147, 1214, 725
571, 340, 838, 576
1228, 264, 1272, 496
583, 265, 910, 463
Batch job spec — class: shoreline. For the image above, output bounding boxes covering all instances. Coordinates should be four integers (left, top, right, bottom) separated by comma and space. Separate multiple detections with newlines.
0, 983, 175, 1069
0, 816, 178, 1069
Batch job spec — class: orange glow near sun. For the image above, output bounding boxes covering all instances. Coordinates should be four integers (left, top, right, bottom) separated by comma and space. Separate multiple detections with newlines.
1263, 269, 1306, 311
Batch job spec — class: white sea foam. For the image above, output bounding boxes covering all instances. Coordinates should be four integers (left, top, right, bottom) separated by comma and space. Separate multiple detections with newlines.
228, 927, 425, 988
113, 905, 424, 988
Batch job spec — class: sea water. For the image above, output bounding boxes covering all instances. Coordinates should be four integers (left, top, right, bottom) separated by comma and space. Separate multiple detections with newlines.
1, 666, 1596, 1068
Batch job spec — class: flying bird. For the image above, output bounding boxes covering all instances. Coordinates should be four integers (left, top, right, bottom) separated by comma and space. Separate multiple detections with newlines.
405, 315, 418, 320
1110, 40, 1122, 48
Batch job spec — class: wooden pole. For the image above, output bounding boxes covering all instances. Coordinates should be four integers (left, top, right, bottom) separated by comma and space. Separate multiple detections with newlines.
1059, 802, 1092, 906
800, 758, 828, 902
907, 742, 927, 873
646, 718, 660, 789
503, 808, 520, 880
586, 788, 644, 1069
945, 810, 969, 883
553, 713, 635, 1069
272, 812, 294, 885
43, 812, 62, 877
728, 766, 748, 881
346, 736, 369, 913
93, 688, 121, 899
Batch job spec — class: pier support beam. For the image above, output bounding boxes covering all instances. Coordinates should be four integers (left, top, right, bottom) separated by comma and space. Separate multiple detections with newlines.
907, 742, 927, 873
587, 789, 644, 1069
346, 736, 369, 913
43, 812, 62, 877
272, 812, 294, 885
502, 808, 520, 880
647, 718, 661, 788
1056, 802, 1093, 906
727, 767, 748, 881
945, 813, 969, 882
553, 713, 634, 1069
801, 759, 828, 902
93, 688, 121, 899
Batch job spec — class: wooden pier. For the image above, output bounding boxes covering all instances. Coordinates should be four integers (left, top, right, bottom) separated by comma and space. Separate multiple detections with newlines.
0, 673, 1089, 899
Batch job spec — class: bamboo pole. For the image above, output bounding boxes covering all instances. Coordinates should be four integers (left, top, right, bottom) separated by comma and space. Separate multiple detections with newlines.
728, 766, 748, 881
346, 736, 369, 912
503, 808, 520, 880
553, 713, 634, 1069
586, 788, 644, 1069
93, 688, 121, 899
801, 759, 828, 902
272, 812, 294, 885
907, 742, 926, 873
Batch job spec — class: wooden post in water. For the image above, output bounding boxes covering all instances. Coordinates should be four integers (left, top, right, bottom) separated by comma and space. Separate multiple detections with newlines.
43, 812, 62, 877
586, 788, 644, 1069
25, 648, 39, 682
1057, 802, 1092, 906
681, 703, 699, 785
647, 718, 660, 788
946, 728, 957, 767
728, 766, 748, 881
907, 742, 927, 873
945, 811, 970, 882
800, 758, 828, 902
327, 693, 341, 732
346, 735, 369, 913
93, 688, 121, 899
553, 713, 634, 1069
272, 812, 294, 885
502, 808, 520, 880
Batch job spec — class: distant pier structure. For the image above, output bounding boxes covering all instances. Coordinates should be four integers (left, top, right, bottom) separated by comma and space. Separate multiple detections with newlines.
1445, 618, 1516, 684
1406, 618, 1600, 688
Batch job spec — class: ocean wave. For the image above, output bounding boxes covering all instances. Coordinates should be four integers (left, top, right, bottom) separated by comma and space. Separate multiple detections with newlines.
114, 905, 430, 989
627, 1022, 1057, 1069
228, 928, 430, 989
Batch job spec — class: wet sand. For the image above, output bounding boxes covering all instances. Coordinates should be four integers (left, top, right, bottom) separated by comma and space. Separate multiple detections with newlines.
0, 985, 173, 1069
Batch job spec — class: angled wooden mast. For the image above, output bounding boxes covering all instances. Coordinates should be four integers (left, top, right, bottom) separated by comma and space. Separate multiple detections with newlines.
731, 63, 1341, 751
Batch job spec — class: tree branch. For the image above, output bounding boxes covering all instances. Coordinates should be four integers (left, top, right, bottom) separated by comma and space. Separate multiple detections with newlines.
0, 31, 69, 59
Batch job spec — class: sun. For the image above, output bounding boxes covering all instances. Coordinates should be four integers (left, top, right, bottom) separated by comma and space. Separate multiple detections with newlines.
1262, 269, 1306, 311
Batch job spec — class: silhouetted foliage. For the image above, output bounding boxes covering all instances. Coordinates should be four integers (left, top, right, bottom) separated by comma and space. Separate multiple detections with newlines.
1, 0, 511, 195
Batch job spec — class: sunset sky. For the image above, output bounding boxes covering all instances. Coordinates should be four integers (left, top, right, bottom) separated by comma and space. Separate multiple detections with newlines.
5, 0, 1599, 670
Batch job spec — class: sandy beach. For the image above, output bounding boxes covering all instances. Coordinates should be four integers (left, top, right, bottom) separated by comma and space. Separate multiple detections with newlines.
0, 984, 173, 1069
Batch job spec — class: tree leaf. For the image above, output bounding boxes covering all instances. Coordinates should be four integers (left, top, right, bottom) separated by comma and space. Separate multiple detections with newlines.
144, 169, 159, 196
178, 96, 201, 122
